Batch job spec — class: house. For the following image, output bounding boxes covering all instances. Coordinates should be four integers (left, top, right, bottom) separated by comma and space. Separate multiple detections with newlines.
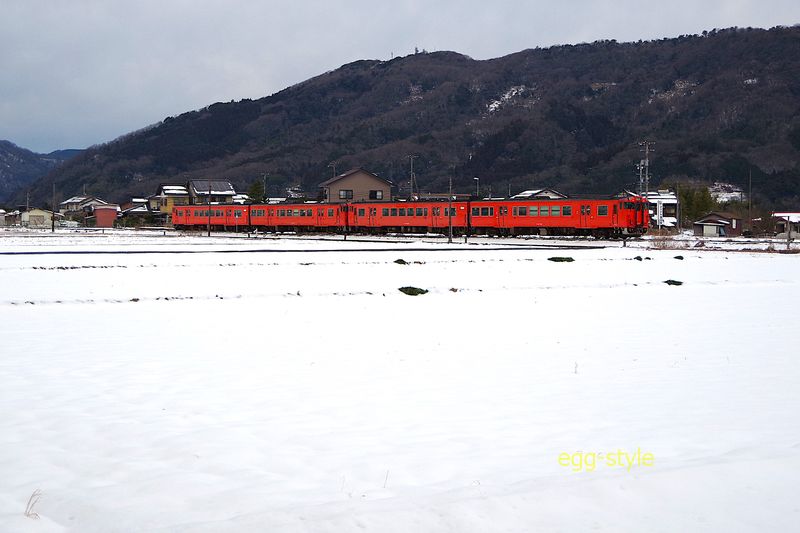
149, 185, 191, 214
21, 208, 60, 229
644, 190, 678, 228
693, 212, 743, 237
510, 188, 568, 200
319, 168, 393, 203
59, 196, 109, 214
773, 212, 800, 238
188, 179, 236, 205
2, 209, 21, 226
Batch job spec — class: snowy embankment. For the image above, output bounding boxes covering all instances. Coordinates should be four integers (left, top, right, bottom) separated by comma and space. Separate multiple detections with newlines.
1, 232, 798, 532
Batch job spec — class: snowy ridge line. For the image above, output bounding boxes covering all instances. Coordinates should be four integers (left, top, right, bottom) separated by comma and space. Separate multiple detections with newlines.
3, 279, 794, 307
0, 245, 605, 256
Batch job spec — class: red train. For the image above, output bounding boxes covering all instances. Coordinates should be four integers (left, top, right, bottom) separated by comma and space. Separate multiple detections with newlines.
172, 196, 649, 237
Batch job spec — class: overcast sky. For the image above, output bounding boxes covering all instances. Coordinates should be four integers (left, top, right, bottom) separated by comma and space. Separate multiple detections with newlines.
2, 0, 799, 153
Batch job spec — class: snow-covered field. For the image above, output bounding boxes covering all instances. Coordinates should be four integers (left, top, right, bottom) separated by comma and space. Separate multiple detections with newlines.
1, 229, 798, 532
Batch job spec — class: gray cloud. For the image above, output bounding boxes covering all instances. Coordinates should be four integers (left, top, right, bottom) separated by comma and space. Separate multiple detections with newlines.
2, 0, 798, 152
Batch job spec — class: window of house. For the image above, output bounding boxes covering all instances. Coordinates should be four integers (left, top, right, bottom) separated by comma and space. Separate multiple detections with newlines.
598, 205, 609, 216
339, 189, 353, 199
369, 190, 383, 200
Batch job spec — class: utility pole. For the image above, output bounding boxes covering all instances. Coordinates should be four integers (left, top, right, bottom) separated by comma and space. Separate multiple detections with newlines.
263, 172, 268, 202
639, 141, 655, 227
448, 170, 453, 244
407, 155, 418, 199
207, 178, 211, 237
474, 176, 480, 197
638, 140, 655, 198
51, 181, 56, 233
748, 168, 753, 234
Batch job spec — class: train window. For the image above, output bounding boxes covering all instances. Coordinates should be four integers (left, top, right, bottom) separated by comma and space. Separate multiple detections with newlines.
598, 205, 609, 216
328, 209, 334, 216
408, 208, 414, 217
399, 208, 406, 216
552, 206, 561, 217
227, 210, 232, 216
472, 207, 479, 216
530, 206, 538, 216
278, 209, 285, 216
307, 209, 312, 216
586, 206, 592, 216
382, 208, 389, 216
433, 207, 441, 216
540, 206, 550, 217
416, 208, 423, 216
517, 206, 528, 216
563, 206, 572, 216
481, 207, 490, 216
613, 205, 618, 214
391, 208, 398, 216
500, 206, 508, 215
358, 208, 365, 216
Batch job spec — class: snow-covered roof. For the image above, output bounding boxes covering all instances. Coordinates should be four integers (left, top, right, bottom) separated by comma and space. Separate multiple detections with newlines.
160, 185, 189, 195
510, 188, 567, 199
189, 180, 236, 196
61, 196, 88, 205
773, 212, 800, 223
645, 190, 678, 203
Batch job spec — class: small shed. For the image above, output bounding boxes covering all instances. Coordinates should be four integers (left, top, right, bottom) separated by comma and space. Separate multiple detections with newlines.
92, 205, 120, 228
693, 212, 742, 237
319, 168, 393, 203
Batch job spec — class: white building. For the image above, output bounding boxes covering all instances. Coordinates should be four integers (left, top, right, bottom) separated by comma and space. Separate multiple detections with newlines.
644, 190, 679, 228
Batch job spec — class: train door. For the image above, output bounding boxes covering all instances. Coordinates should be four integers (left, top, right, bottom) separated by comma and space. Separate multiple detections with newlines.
580, 204, 591, 228
612, 203, 619, 228
497, 204, 509, 232
368, 207, 377, 228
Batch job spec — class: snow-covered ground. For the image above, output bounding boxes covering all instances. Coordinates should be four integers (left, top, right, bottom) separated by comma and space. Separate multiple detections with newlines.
1, 230, 798, 532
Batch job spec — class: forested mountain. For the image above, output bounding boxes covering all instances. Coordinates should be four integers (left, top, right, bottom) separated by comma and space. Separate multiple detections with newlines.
19, 26, 800, 208
0, 141, 81, 204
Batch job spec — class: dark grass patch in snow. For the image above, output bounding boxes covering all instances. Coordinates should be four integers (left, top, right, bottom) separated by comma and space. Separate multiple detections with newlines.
548, 257, 575, 262
663, 279, 683, 286
399, 286, 428, 296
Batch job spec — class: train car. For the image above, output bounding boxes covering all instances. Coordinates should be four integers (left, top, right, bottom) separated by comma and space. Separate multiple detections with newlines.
348, 201, 467, 233
172, 194, 648, 237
